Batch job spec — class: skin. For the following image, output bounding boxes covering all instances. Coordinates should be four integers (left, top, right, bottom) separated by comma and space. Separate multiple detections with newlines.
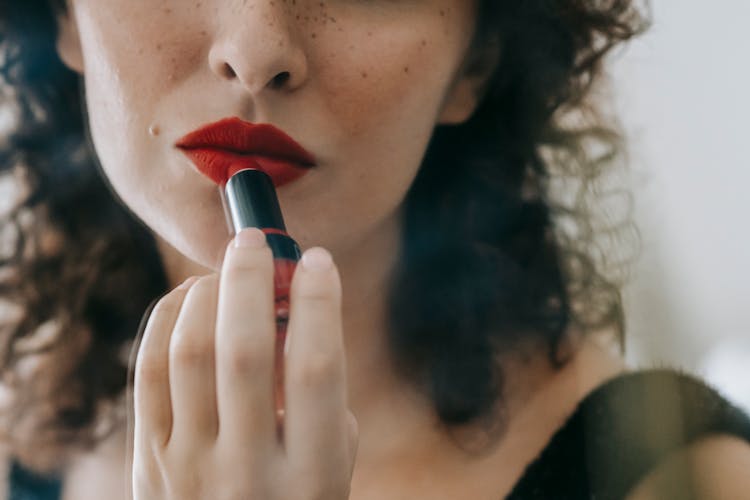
52, 1, 750, 499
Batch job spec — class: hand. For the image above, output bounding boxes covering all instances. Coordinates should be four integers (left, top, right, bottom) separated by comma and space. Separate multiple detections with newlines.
131, 228, 358, 499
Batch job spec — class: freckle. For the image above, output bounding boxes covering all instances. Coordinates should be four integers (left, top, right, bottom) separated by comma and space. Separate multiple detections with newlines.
361, 72, 368, 78
421, 39, 427, 46
311, 33, 317, 39
200, 30, 207, 36
367, 31, 372, 37
156, 43, 163, 51
148, 125, 161, 137
440, 10, 445, 16
404, 66, 409, 73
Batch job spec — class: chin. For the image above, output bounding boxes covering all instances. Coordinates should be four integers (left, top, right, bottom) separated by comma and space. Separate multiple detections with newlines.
152, 218, 232, 275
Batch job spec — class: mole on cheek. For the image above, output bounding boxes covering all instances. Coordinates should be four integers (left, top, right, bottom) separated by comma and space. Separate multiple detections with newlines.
148, 124, 161, 137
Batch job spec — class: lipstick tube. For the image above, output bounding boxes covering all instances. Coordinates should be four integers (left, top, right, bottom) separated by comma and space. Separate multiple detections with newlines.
222, 168, 300, 436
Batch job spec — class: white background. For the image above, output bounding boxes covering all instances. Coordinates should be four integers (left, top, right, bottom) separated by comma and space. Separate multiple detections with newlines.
612, 1, 750, 410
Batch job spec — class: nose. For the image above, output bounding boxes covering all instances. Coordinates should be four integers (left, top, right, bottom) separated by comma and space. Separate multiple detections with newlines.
208, 3, 308, 95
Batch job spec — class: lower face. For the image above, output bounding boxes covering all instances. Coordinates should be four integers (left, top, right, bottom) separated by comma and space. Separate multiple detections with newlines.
67, 0, 479, 270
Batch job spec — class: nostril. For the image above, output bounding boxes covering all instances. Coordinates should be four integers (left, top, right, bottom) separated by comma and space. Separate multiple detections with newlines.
271, 71, 290, 89
221, 62, 237, 79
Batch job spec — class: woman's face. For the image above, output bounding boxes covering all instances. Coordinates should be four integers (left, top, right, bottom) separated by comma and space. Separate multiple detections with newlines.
56, 0, 489, 269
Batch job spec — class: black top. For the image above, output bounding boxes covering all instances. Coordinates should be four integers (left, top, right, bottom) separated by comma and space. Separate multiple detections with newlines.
8, 369, 750, 499
506, 368, 750, 499
7, 460, 61, 500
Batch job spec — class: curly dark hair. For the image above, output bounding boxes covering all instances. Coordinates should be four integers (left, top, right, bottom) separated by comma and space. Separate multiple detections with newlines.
0, 0, 648, 474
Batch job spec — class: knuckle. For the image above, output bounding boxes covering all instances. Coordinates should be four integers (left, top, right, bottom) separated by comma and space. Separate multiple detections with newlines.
292, 350, 339, 385
135, 355, 168, 383
223, 346, 269, 376
150, 298, 181, 319
171, 336, 214, 365
162, 451, 212, 495
191, 274, 218, 292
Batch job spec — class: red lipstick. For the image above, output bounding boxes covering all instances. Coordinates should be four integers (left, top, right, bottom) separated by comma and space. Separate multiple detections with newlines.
176, 117, 315, 188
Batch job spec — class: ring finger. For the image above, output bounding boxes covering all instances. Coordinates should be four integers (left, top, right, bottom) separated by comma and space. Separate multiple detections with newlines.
168, 274, 220, 445
134, 277, 197, 449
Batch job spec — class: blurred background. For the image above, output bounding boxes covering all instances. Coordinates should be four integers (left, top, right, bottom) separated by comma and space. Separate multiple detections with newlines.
612, 0, 750, 411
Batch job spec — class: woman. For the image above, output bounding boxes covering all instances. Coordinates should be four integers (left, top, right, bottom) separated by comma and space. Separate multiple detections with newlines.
1, 0, 749, 499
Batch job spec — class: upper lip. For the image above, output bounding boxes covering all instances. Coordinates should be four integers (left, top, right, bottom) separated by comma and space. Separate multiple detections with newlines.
175, 117, 316, 166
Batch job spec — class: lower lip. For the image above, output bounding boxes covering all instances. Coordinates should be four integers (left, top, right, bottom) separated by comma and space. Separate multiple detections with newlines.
181, 148, 312, 188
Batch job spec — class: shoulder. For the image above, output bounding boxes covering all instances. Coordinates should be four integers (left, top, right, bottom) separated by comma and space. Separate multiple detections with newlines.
594, 368, 750, 499
625, 434, 750, 499
505, 366, 750, 499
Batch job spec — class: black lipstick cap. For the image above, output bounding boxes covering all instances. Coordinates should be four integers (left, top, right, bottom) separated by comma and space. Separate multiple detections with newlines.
223, 168, 301, 262
225, 168, 286, 232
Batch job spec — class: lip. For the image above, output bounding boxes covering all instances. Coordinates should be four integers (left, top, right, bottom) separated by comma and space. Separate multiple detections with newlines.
176, 117, 316, 188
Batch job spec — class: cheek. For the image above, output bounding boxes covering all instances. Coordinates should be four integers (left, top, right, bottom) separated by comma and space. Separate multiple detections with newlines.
75, 5, 206, 182
317, 34, 460, 142
292, 27, 468, 248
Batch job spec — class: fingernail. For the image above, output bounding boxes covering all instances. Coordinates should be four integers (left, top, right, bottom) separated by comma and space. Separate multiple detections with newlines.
301, 247, 333, 271
234, 228, 267, 248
